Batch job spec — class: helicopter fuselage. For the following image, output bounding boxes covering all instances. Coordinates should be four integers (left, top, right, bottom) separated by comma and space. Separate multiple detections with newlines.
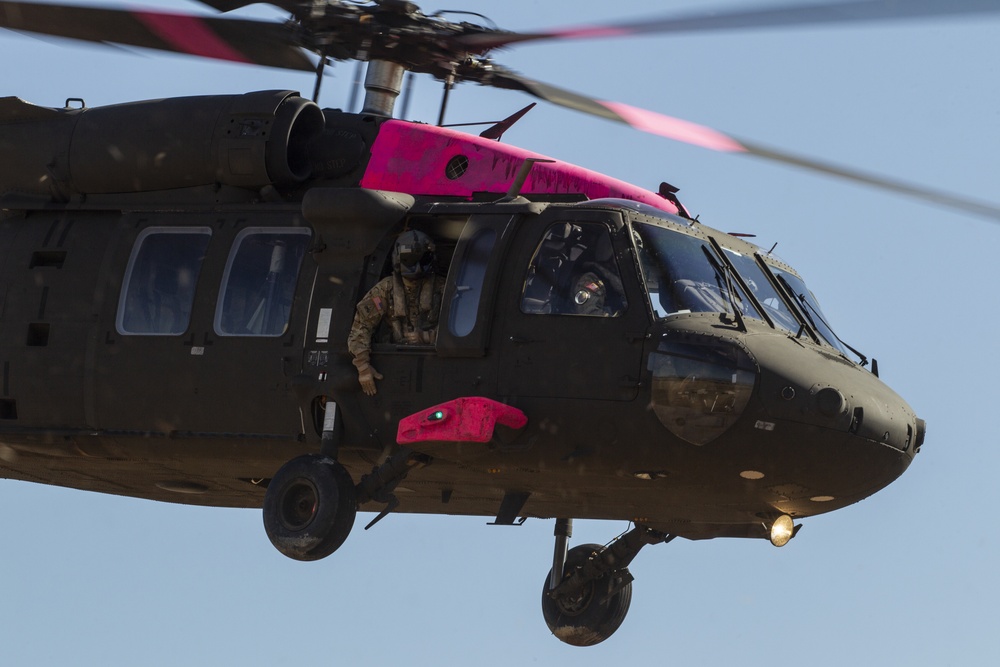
0, 90, 920, 542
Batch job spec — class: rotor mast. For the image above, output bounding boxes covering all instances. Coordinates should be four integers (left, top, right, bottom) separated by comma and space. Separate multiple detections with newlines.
361, 60, 405, 117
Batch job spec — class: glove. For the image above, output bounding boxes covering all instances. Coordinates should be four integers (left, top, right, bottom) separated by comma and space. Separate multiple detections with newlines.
358, 364, 383, 396
353, 352, 383, 396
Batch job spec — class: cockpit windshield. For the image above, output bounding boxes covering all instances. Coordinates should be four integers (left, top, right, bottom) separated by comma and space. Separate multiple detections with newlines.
632, 222, 848, 355
720, 248, 800, 334
633, 223, 763, 320
767, 265, 849, 354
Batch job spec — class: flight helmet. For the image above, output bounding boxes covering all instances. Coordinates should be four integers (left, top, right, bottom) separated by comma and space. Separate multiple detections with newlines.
393, 230, 436, 279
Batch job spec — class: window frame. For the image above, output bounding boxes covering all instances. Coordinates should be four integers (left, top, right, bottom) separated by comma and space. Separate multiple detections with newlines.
213, 226, 312, 338
115, 226, 212, 337
435, 214, 515, 357
520, 220, 628, 318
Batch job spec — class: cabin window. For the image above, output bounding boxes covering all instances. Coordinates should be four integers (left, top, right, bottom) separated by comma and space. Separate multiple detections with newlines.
215, 227, 311, 337
520, 222, 627, 317
448, 227, 497, 337
117, 227, 212, 336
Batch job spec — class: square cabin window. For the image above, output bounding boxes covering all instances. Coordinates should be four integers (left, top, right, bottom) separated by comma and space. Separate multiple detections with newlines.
215, 227, 311, 337
117, 227, 212, 336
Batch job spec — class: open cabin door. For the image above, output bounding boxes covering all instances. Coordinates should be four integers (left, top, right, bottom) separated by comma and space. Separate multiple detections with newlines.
342, 212, 516, 442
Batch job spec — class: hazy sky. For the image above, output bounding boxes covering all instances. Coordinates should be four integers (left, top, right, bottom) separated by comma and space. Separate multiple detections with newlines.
2, 1, 999, 665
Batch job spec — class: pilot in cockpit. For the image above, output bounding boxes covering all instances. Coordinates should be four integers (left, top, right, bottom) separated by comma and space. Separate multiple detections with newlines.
522, 222, 625, 317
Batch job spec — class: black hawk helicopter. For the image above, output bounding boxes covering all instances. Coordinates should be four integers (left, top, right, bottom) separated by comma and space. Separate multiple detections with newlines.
1, 0, 997, 646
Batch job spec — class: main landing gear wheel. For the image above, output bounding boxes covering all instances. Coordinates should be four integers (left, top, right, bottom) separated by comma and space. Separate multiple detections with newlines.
262, 454, 357, 561
541, 543, 633, 647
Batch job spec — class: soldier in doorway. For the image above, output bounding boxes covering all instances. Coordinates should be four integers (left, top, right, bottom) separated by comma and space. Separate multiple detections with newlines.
347, 230, 446, 396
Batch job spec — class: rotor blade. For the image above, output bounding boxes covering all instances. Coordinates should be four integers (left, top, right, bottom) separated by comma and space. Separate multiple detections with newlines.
490, 71, 1000, 222
461, 0, 1000, 50
0, 1, 314, 70
197, 1, 265, 10
196, 1, 302, 14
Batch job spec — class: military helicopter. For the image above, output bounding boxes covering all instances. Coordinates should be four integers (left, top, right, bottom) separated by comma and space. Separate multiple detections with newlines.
1, 0, 997, 647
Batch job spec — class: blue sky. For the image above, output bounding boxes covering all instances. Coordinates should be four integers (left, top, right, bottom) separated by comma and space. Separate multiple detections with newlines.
2, 1, 999, 664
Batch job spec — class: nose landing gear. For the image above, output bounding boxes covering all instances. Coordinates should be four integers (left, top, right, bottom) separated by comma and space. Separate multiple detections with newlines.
542, 519, 673, 646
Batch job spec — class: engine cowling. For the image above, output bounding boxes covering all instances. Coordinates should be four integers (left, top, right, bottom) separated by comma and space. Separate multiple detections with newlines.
0, 90, 325, 197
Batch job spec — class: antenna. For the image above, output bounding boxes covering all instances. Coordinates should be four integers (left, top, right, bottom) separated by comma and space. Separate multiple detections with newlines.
398, 72, 415, 121
312, 57, 329, 103
347, 60, 364, 113
480, 103, 536, 141
437, 73, 455, 126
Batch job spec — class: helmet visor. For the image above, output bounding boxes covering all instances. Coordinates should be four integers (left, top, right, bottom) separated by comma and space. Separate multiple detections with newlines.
398, 249, 434, 278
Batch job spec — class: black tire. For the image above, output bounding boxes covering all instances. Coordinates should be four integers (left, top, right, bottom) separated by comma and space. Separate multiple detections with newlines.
541, 543, 632, 647
262, 455, 357, 561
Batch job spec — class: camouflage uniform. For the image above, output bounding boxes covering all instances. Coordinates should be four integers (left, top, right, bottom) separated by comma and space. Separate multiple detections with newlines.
349, 228, 444, 396
348, 272, 446, 359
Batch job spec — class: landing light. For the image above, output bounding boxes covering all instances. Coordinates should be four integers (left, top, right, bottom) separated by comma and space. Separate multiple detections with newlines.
769, 514, 795, 547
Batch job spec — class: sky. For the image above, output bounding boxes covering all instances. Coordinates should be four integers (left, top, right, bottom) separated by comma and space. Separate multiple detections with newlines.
1, 1, 999, 664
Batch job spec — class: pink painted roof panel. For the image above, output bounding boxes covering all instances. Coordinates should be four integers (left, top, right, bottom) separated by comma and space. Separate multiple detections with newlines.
360, 120, 678, 214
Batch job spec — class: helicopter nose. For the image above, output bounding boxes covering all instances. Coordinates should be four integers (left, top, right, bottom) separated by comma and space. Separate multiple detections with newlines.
775, 381, 917, 452
746, 331, 921, 467
757, 351, 920, 457
731, 332, 923, 513
645, 328, 920, 501
845, 396, 924, 454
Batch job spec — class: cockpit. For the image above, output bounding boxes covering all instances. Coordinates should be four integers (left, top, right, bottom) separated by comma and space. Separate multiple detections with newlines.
630, 216, 849, 356
604, 205, 878, 449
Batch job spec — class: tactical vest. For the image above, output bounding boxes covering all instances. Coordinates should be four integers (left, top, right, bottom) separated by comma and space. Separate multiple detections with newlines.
390, 273, 441, 344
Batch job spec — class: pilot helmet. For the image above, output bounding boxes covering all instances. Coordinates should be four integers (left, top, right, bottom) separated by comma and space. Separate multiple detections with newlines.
572, 271, 606, 315
393, 230, 436, 279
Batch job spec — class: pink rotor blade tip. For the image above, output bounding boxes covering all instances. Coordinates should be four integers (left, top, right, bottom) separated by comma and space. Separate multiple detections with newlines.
600, 100, 746, 153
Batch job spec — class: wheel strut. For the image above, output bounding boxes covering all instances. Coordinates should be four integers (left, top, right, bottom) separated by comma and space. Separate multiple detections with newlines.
320, 399, 341, 459
542, 522, 676, 646
550, 518, 573, 591
550, 523, 674, 602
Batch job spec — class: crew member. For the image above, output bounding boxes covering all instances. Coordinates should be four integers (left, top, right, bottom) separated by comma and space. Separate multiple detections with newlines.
347, 230, 445, 396
569, 271, 610, 316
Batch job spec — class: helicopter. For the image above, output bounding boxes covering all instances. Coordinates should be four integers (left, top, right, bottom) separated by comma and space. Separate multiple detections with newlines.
1, 0, 997, 648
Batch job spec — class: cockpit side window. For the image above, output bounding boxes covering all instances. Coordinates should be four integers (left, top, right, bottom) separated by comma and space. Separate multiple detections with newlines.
117, 227, 211, 336
520, 222, 627, 317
